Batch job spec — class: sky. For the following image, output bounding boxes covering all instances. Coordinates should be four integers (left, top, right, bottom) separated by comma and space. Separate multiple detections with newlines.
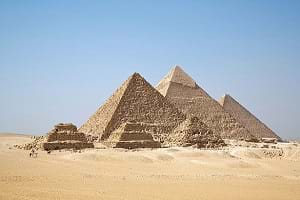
0, 0, 299, 139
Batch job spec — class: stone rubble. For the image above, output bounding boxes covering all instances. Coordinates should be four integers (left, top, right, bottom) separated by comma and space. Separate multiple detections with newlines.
168, 116, 225, 148
14, 136, 45, 150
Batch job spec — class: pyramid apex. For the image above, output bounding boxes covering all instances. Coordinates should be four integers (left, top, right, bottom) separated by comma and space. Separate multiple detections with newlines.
172, 65, 185, 74
157, 65, 196, 88
129, 72, 145, 81
132, 72, 141, 77
173, 65, 183, 70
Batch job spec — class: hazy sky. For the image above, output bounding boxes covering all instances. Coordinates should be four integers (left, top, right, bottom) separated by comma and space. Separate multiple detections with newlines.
0, 1, 299, 139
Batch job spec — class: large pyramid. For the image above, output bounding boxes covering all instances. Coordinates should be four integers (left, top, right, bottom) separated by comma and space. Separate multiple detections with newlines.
219, 94, 281, 140
156, 65, 256, 141
79, 73, 187, 144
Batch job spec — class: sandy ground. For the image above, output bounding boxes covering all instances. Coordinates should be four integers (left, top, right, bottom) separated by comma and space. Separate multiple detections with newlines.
0, 133, 300, 200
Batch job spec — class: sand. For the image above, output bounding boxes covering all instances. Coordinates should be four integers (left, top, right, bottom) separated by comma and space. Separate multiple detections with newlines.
0, 133, 300, 200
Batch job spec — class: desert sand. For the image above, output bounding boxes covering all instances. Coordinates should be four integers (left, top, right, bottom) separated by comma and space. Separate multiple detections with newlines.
1, 133, 300, 200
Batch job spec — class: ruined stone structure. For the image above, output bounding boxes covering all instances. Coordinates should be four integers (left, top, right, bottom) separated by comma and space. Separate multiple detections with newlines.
80, 72, 223, 148
14, 136, 45, 150
104, 122, 161, 149
47, 123, 86, 142
169, 117, 225, 148
156, 66, 257, 141
43, 123, 94, 150
219, 94, 281, 140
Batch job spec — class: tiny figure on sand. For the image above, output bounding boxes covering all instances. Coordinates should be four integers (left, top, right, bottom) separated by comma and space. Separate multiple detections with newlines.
29, 148, 38, 158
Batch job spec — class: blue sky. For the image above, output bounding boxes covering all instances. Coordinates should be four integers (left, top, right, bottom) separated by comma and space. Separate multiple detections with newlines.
0, 0, 299, 139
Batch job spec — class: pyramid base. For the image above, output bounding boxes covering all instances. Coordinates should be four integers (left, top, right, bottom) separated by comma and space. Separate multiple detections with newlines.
42, 141, 94, 150
103, 140, 161, 149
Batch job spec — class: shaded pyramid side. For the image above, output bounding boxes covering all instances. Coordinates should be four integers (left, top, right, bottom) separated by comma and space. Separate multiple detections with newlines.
156, 66, 256, 141
80, 73, 187, 143
219, 94, 281, 140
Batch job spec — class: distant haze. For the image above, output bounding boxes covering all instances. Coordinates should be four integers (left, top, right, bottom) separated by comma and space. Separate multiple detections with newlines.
0, 1, 299, 140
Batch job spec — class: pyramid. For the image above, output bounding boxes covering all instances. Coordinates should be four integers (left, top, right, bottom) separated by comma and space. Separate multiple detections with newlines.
43, 123, 94, 151
156, 65, 256, 141
104, 122, 161, 149
79, 73, 187, 144
219, 94, 281, 140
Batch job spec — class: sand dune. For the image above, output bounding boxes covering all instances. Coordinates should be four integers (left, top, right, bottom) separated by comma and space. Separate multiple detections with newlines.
1, 134, 300, 200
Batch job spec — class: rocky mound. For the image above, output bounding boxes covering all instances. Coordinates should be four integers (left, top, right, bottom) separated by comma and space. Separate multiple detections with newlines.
14, 136, 45, 150
167, 117, 225, 148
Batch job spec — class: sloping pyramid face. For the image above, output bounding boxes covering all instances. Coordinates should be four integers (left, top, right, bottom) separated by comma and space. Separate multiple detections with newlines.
219, 94, 281, 140
79, 73, 186, 142
156, 66, 256, 141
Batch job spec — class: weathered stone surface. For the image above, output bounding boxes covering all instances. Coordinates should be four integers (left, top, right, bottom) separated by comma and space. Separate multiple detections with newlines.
104, 122, 161, 149
79, 73, 187, 144
47, 123, 88, 142
156, 65, 256, 141
219, 94, 281, 140
168, 117, 225, 148
43, 123, 94, 150
42, 141, 94, 151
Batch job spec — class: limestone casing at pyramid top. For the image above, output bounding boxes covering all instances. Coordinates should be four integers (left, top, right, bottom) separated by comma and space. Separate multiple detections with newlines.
156, 65, 197, 89
219, 94, 229, 107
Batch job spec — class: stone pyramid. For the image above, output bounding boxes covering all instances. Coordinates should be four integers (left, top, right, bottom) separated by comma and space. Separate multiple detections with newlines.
219, 94, 281, 140
156, 65, 256, 141
79, 72, 187, 144
43, 123, 94, 150
104, 122, 161, 149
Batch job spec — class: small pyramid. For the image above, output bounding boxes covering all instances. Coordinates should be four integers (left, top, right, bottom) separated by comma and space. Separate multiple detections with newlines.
156, 66, 256, 141
79, 73, 187, 144
43, 123, 94, 150
219, 94, 281, 140
104, 122, 161, 149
